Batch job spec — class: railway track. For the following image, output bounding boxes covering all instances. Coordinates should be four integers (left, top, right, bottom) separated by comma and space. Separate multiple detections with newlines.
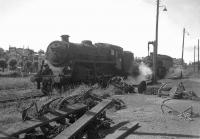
0, 93, 45, 103
0, 84, 135, 139
0, 87, 114, 139
0, 84, 84, 103
0, 87, 34, 92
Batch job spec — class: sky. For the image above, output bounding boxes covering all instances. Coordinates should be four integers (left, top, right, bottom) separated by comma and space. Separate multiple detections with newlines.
0, 0, 199, 63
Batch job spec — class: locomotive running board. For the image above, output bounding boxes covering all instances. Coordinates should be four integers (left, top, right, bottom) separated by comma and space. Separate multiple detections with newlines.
55, 99, 113, 139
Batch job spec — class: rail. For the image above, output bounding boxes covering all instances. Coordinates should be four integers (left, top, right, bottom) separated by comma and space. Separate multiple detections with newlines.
55, 99, 113, 139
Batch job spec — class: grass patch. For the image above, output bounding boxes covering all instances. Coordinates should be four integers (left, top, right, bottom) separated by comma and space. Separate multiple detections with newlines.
0, 71, 30, 77
0, 77, 33, 90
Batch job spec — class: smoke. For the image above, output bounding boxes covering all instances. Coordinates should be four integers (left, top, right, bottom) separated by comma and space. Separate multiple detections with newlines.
138, 62, 152, 78
46, 60, 64, 76
127, 62, 152, 85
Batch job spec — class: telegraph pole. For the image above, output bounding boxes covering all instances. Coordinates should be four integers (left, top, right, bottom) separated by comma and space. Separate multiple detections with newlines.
194, 46, 196, 72
153, 0, 160, 83
181, 28, 185, 66
198, 39, 199, 72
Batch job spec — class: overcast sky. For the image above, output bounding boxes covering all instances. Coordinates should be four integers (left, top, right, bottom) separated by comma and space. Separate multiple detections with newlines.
0, 0, 199, 63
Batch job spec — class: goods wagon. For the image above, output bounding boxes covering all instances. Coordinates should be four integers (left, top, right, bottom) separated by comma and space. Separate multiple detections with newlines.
143, 53, 173, 79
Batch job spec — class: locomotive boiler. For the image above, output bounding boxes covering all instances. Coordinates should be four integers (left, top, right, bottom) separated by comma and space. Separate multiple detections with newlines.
43, 35, 134, 87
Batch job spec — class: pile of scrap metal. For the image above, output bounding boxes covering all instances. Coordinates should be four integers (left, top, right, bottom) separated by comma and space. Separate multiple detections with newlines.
145, 86, 159, 95
108, 76, 147, 94
161, 99, 194, 121
15, 88, 125, 139
158, 82, 200, 100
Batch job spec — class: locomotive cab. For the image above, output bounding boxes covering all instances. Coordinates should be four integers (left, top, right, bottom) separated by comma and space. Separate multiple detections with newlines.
122, 51, 134, 75
109, 45, 123, 70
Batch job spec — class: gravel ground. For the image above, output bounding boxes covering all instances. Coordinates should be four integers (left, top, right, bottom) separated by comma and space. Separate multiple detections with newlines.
106, 94, 200, 139
0, 78, 200, 138
104, 77, 200, 139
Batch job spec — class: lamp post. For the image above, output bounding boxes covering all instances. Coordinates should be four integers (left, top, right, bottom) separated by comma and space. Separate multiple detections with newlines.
198, 39, 199, 72
194, 46, 196, 72
181, 28, 185, 66
153, 0, 167, 83
181, 28, 189, 66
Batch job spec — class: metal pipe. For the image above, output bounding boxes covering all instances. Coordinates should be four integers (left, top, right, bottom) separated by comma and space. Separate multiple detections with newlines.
148, 41, 154, 57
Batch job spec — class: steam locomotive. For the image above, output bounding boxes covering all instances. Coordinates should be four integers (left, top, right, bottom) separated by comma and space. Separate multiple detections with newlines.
47, 35, 134, 79
33, 35, 173, 95
36, 35, 135, 93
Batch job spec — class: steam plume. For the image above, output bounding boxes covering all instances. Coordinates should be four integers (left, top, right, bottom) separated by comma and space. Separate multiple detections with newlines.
127, 62, 152, 84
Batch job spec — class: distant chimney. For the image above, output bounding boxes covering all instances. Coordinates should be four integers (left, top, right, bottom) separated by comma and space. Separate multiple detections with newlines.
61, 35, 70, 43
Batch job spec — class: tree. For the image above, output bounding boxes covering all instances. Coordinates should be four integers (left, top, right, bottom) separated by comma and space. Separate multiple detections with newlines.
38, 49, 45, 54
0, 59, 7, 72
8, 58, 17, 70
0, 48, 4, 58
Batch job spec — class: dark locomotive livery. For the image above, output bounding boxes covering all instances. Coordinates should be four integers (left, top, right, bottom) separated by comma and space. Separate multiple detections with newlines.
37, 35, 134, 93
47, 35, 133, 80
33, 35, 174, 94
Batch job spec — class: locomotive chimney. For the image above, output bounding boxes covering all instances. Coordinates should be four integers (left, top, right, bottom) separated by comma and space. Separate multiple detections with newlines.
61, 35, 70, 43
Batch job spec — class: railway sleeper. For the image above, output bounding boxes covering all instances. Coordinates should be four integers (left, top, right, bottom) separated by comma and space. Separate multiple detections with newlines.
7, 104, 88, 139
55, 99, 113, 139
14, 102, 112, 139
7, 92, 105, 139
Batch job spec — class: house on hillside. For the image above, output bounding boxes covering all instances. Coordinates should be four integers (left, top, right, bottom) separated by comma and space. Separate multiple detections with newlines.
6, 46, 45, 72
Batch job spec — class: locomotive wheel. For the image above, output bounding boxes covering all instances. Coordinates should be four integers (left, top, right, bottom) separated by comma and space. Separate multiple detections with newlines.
42, 81, 53, 95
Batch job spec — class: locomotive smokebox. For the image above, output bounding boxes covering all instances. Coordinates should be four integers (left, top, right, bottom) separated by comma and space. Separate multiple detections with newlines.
61, 35, 70, 43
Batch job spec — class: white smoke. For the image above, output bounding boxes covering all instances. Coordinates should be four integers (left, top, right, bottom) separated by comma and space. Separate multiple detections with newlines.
127, 62, 152, 85
46, 60, 64, 75
138, 62, 152, 79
